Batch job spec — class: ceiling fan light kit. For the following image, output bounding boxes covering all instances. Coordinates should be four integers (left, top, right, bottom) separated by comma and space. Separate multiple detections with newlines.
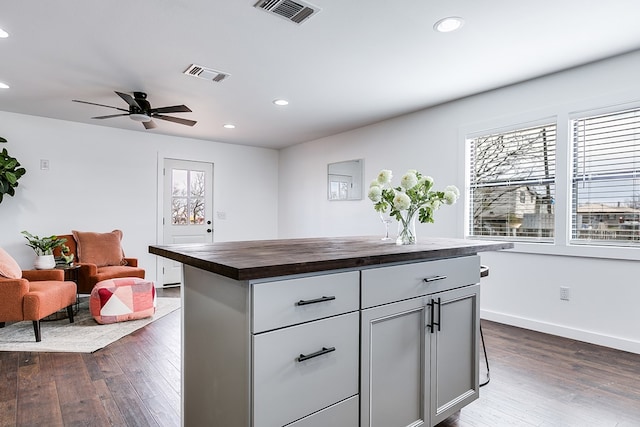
72, 91, 197, 129
129, 113, 152, 123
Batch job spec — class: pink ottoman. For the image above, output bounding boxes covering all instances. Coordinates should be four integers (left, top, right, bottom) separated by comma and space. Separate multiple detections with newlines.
90, 277, 156, 324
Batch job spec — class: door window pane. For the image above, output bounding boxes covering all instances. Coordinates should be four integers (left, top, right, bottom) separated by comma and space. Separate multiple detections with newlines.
171, 168, 207, 225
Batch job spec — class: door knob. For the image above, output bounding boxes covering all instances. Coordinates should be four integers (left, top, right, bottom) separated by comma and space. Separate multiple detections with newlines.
207, 228, 212, 233
207, 220, 212, 225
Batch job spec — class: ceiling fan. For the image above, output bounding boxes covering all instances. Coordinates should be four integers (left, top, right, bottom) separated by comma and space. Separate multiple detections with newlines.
72, 91, 197, 129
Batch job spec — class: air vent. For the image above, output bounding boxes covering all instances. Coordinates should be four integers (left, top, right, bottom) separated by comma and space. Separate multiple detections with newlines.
254, 0, 319, 24
183, 64, 230, 83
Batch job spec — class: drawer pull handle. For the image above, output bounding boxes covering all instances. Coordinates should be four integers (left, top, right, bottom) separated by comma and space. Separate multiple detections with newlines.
297, 346, 336, 362
423, 275, 447, 283
295, 295, 336, 306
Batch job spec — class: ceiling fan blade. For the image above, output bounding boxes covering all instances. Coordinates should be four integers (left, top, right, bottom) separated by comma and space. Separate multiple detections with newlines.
91, 113, 130, 119
143, 120, 157, 130
150, 105, 192, 114
115, 91, 141, 109
72, 99, 128, 112
153, 114, 197, 127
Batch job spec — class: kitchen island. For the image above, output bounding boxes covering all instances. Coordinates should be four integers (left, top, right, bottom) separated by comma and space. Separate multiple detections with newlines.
149, 236, 512, 427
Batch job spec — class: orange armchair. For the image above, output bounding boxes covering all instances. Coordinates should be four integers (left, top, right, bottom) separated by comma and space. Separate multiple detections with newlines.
54, 231, 145, 294
0, 269, 76, 342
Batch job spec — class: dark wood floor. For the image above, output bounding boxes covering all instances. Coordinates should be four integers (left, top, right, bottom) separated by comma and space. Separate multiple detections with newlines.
2, 287, 640, 426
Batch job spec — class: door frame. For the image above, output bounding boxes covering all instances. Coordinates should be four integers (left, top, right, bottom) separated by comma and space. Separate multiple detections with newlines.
155, 153, 215, 286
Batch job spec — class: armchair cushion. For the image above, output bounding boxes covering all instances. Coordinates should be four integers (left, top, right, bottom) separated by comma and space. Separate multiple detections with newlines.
72, 229, 126, 267
23, 280, 77, 320
0, 247, 21, 279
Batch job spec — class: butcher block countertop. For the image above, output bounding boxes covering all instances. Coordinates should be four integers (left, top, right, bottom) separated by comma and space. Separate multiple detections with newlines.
149, 236, 513, 281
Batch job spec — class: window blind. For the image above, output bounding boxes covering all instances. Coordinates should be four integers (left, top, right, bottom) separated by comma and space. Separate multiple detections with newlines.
468, 123, 556, 241
571, 107, 640, 245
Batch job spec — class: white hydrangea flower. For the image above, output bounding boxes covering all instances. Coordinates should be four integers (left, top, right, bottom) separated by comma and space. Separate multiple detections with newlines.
370, 179, 381, 188
377, 169, 393, 185
443, 190, 457, 205
444, 185, 460, 197
393, 192, 411, 211
431, 199, 441, 210
400, 172, 418, 190
368, 185, 382, 202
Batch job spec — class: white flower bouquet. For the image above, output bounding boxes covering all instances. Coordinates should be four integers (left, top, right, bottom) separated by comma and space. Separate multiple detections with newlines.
368, 169, 460, 244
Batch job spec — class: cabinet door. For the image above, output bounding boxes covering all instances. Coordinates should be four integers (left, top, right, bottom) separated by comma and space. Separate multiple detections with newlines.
429, 284, 480, 425
361, 296, 430, 427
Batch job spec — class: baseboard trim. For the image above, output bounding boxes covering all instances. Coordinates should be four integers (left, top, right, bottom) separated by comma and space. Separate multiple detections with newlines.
481, 309, 640, 355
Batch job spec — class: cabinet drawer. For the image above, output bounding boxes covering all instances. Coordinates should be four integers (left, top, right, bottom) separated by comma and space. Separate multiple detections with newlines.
252, 271, 359, 333
361, 256, 480, 308
286, 395, 359, 427
253, 312, 359, 427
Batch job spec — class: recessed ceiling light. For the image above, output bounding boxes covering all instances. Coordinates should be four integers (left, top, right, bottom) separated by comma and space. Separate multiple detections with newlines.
0, 28, 8, 38
0, 82, 9, 89
223, 124, 236, 129
273, 99, 289, 106
433, 17, 464, 33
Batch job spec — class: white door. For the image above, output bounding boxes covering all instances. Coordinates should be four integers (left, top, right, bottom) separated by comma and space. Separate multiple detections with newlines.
162, 158, 214, 285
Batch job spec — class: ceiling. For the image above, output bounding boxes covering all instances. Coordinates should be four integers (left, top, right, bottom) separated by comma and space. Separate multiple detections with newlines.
2, 1, 640, 150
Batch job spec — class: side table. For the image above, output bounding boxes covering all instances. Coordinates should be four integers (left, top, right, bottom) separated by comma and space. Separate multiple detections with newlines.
43, 264, 81, 321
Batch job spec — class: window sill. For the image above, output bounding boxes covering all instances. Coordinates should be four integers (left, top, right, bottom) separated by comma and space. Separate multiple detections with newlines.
495, 240, 640, 261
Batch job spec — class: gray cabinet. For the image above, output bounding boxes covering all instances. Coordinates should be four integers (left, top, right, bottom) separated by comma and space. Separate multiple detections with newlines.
361, 295, 430, 427
360, 257, 480, 427
429, 283, 480, 425
181, 253, 481, 427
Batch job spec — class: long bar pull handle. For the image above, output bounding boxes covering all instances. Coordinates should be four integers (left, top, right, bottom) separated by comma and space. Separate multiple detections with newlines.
434, 297, 442, 332
295, 296, 336, 306
423, 275, 447, 283
297, 346, 336, 362
427, 299, 435, 333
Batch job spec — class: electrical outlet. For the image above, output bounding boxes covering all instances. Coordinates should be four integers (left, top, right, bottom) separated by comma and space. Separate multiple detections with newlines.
560, 286, 570, 301
40, 159, 50, 170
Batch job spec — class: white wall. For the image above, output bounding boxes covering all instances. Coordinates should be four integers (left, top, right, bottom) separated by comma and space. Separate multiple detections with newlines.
0, 112, 279, 282
278, 49, 640, 353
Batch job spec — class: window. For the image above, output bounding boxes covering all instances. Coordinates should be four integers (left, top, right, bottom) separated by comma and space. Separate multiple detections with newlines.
171, 169, 206, 225
467, 123, 556, 242
571, 107, 640, 245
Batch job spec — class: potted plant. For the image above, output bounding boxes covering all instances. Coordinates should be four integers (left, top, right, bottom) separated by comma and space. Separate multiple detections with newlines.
55, 244, 75, 267
0, 137, 27, 204
21, 231, 68, 269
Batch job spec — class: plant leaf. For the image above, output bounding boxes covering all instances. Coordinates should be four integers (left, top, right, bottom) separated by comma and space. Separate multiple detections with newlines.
5, 171, 16, 185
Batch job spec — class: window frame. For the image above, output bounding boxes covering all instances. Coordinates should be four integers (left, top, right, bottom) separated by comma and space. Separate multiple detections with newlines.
464, 118, 558, 244
461, 101, 640, 261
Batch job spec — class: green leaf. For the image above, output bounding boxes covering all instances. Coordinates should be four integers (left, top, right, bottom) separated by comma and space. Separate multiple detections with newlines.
4, 158, 17, 170
5, 171, 16, 185
0, 137, 6, 143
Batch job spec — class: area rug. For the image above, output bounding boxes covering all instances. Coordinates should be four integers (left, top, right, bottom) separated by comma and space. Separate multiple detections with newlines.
0, 297, 180, 353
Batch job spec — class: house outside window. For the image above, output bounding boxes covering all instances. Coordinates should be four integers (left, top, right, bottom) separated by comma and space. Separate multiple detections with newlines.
571, 107, 640, 245
467, 123, 556, 242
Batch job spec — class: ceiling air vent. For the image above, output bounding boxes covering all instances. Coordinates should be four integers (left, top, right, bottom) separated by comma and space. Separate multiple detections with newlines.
254, 0, 319, 24
183, 64, 230, 83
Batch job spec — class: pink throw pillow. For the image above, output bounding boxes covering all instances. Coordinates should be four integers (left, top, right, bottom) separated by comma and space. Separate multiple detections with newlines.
0, 247, 22, 279
72, 229, 126, 267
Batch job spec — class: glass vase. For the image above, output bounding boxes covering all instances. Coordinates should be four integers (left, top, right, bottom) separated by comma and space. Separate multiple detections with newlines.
397, 210, 418, 245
